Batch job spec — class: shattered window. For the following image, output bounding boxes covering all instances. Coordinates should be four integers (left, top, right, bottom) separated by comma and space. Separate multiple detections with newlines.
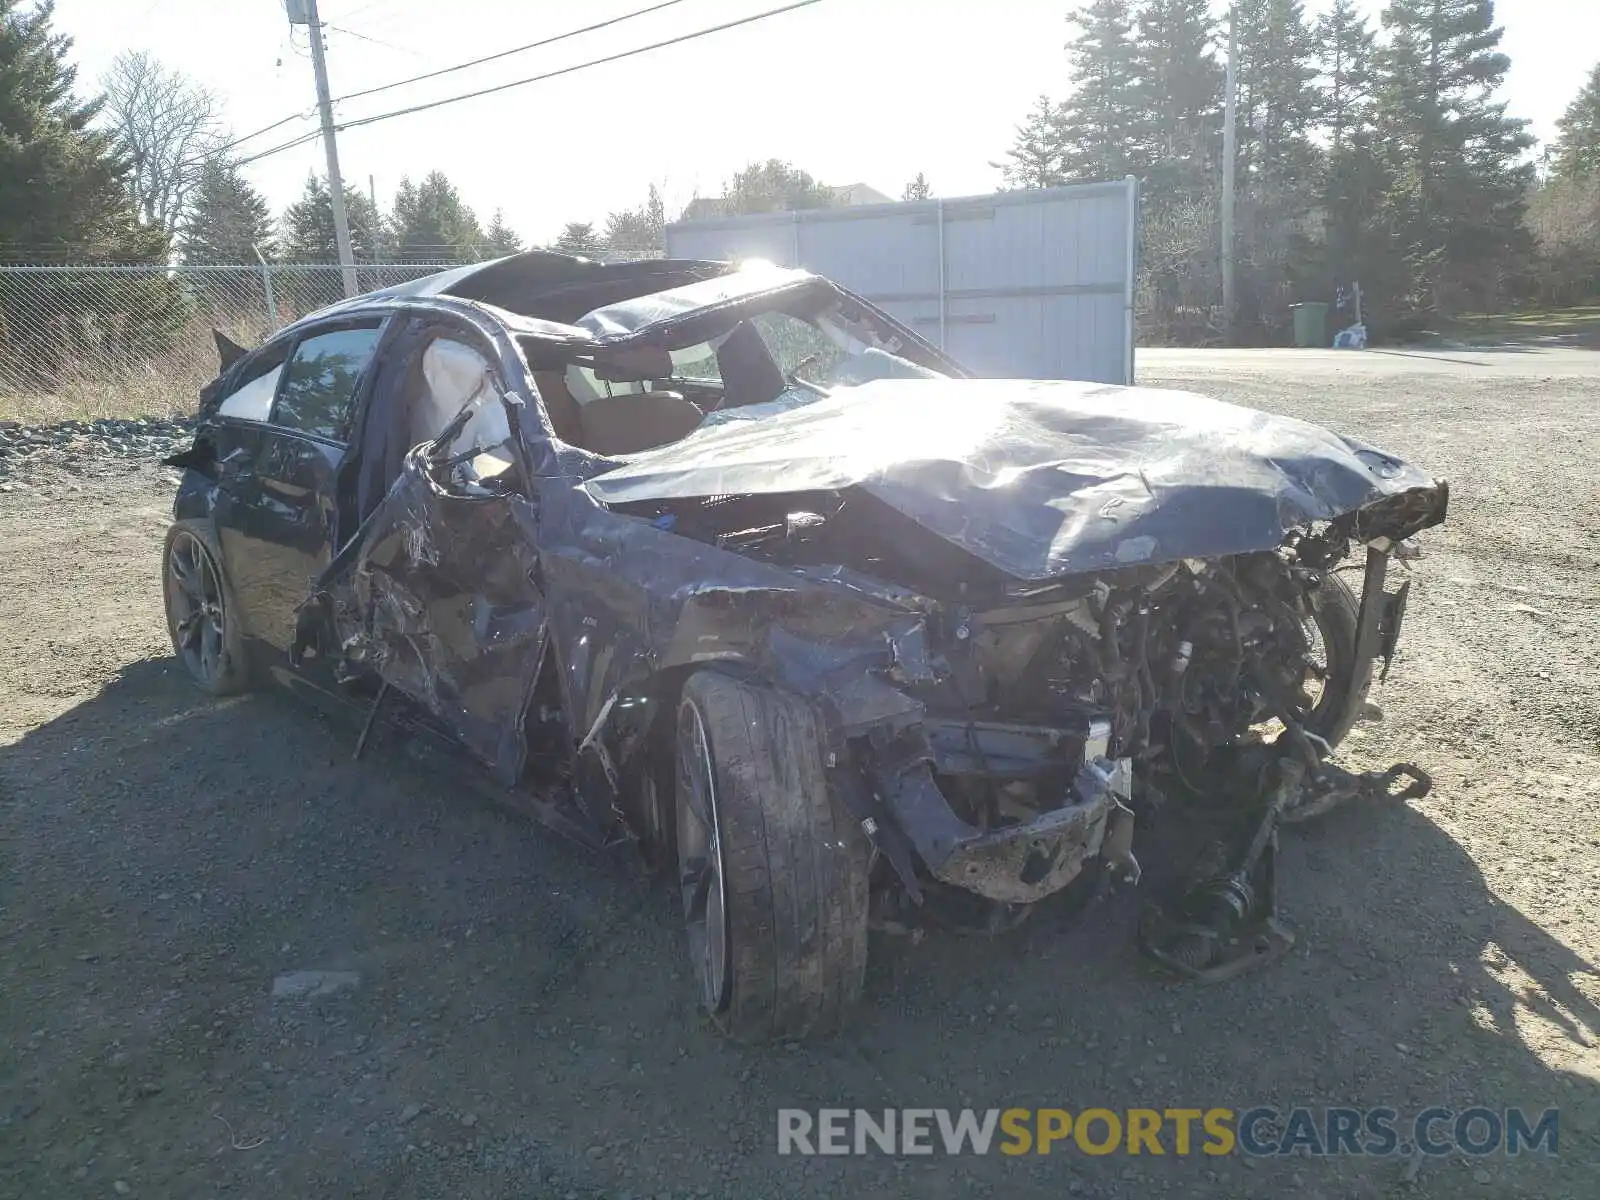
272, 324, 383, 442
668, 343, 722, 383
750, 312, 848, 383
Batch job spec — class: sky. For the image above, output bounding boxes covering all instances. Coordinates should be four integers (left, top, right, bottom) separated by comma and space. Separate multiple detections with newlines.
48, 0, 1599, 248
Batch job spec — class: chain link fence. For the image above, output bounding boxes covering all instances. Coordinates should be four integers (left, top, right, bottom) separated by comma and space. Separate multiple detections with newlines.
0, 248, 674, 424
0, 262, 463, 424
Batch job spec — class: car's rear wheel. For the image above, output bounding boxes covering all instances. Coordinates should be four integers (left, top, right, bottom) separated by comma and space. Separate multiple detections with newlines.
674, 670, 869, 1042
162, 521, 253, 695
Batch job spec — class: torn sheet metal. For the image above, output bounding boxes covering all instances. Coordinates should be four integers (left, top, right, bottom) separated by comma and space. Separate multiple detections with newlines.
309, 448, 546, 786
584, 378, 1448, 581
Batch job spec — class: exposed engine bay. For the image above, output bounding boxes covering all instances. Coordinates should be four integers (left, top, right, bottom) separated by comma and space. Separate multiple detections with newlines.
613, 481, 1443, 980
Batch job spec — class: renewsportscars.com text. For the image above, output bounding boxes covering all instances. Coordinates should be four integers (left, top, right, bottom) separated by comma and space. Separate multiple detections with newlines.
776, 1106, 1559, 1158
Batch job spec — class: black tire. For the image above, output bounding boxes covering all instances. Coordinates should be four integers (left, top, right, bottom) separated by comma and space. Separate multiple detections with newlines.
674, 670, 869, 1042
162, 519, 255, 696
1302, 572, 1367, 748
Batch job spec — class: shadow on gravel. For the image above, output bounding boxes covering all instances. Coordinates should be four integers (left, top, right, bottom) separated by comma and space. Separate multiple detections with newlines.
2, 657, 1594, 1199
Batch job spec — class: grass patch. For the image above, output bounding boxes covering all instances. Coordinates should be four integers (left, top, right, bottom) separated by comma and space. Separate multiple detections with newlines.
0, 372, 196, 425
1444, 304, 1600, 346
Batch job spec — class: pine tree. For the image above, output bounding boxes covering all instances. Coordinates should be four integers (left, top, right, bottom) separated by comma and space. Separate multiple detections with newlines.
603, 185, 666, 256
0, 0, 185, 380
1228, 0, 1322, 337
0, 0, 168, 260
1315, 0, 1398, 319
1318, 0, 1378, 154
1232, 0, 1319, 191
1550, 62, 1600, 180
483, 209, 523, 256
722, 160, 836, 214
281, 174, 379, 263
901, 172, 933, 201
553, 222, 604, 257
1375, 0, 1534, 314
388, 170, 484, 263
997, 95, 1066, 189
1056, 0, 1141, 181
1129, 0, 1223, 191
180, 160, 274, 264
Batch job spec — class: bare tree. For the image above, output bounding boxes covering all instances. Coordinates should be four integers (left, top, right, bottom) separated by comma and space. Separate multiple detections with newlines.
99, 52, 228, 237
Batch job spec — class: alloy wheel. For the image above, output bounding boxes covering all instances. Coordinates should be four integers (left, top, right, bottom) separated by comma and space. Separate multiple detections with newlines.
166, 530, 228, 686
676, 702, 730, 1014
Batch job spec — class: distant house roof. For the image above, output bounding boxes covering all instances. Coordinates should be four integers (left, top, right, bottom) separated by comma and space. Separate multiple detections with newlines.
832, 182, 893, 206
677, 182, 896, 223
679, 196, 726, 222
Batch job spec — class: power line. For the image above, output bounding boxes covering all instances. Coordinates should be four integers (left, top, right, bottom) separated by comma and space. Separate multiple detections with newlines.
325, 22, 427, 58
236, 127, 325, 167
219, 0, 696, 160
333, 0, 824, 139
218, 113, 314, 156
330, 0, 698, 107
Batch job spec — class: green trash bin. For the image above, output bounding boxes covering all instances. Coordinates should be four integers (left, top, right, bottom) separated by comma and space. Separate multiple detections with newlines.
1290, 301, 1329, 347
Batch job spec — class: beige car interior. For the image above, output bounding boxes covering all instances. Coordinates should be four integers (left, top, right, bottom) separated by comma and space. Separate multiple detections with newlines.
531, 343, 705, 457
412, 334, 708, 464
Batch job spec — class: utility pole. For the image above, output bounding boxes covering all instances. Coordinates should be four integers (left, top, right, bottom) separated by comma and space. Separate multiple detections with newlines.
290, 0, 359, 298
369, 174, 382, 266
1221, 6, 1238, 344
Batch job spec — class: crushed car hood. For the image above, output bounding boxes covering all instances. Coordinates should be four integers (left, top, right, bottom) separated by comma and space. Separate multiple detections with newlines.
584, 378, 1446, 581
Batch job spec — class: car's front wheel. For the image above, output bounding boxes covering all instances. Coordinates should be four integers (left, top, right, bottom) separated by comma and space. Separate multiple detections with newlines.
674, 670, 869, 1042
162, 521, 254, 695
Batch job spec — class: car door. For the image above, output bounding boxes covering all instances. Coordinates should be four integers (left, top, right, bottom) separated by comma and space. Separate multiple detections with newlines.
242, 319, 386, 653
307, 319, 550, 786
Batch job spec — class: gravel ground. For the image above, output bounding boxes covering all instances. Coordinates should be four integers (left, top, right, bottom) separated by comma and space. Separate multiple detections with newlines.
1, 358, 1596, 1200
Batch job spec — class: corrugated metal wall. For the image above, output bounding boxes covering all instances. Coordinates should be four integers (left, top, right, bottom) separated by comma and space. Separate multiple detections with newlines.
664, 179, 1139, 384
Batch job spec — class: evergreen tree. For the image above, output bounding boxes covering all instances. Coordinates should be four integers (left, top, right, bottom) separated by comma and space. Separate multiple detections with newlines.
901, 172, 933, 201
722, 160, 836, 214
603, 185, 666, 256
1317, 0, 1378, 154
1315, 0, 1399, 319
1127, 0, 1223, 339
388, 170, 484, 263
0, 0, 167, 260
1375, 0, 1534, 314
180, 160, 274, 264
1056, 0, 1141, 181
553, 222, 604, 257
1229, 0, 1322, 337
1129, 0, 1223, 191
483, 209, 523, 256
0, 0, 185, 380
178, 159, 275, 319
279, 174, 382, 311
1550, 62, 1600, 180
997, 95, 1066, 188
1232, 0, 1319, 191
280, 174, 379, 263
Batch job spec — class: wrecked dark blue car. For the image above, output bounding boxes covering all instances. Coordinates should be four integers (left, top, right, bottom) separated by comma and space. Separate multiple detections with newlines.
163, 252, 1448, 1041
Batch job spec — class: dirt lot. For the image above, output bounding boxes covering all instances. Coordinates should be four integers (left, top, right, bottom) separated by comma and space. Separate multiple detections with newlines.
2, 351, 1597, 1199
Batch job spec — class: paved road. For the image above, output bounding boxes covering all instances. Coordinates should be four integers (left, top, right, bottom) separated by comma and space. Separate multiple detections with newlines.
1138, 344, 1600, 379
